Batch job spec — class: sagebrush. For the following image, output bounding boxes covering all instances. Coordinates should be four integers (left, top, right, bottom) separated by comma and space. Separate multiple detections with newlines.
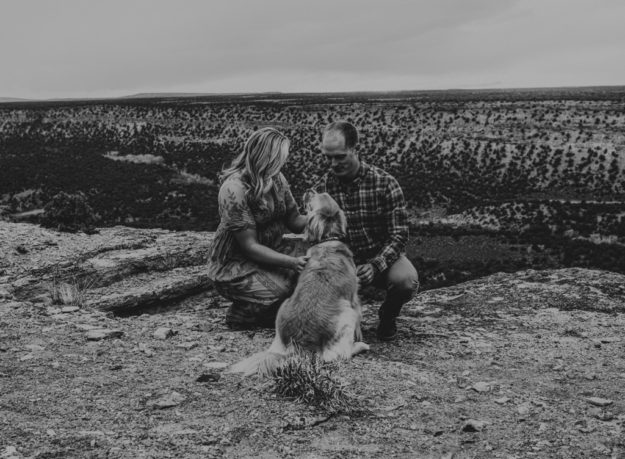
271, 348, 361, 414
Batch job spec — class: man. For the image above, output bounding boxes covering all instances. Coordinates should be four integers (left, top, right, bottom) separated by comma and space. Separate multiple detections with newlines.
313, 120, 419, 341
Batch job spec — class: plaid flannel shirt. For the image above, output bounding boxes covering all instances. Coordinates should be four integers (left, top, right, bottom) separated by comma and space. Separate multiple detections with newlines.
313, 162, 409, 274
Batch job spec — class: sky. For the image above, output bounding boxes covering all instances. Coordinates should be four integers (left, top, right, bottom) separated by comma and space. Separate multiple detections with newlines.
1, 0, 623, 99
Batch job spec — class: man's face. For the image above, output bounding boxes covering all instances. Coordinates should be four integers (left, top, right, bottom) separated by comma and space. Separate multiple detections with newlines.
321, 131, 360, 181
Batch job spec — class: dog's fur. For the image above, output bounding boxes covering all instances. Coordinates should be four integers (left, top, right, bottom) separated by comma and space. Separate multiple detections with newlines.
228, 192, 369, 377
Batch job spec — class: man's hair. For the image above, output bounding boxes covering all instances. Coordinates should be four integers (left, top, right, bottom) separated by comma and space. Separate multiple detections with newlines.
324, 121, 358, 149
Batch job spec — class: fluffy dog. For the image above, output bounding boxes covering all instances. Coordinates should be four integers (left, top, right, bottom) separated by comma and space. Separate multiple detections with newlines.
228, 192, 369, 377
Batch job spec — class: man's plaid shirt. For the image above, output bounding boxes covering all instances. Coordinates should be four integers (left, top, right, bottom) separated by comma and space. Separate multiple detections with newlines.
313, 161, 409, 274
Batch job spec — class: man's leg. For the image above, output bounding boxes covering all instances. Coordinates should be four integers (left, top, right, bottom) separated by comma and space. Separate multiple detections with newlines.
375, 255, 419, 341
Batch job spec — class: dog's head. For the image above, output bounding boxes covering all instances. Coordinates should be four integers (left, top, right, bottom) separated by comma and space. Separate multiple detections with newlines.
303, 191, 347, 243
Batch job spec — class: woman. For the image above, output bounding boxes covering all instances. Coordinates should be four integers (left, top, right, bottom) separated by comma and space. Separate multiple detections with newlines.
207, 127, 308, 329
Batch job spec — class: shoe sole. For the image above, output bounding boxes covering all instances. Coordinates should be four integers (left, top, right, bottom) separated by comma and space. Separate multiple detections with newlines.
377, 331, 397, 342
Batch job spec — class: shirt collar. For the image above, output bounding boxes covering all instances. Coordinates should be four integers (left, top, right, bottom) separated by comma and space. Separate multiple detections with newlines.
332, 161, 369, 187
353, 161, 370, 184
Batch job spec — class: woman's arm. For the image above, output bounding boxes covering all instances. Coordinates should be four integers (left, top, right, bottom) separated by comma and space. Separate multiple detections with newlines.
281, 174, 307, 233
234, 227, 308, 271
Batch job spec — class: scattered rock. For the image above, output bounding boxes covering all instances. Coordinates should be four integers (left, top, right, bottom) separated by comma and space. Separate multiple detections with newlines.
470, 381, 491, 393
74, 323, 101, 331
282, 414, 333, 430
462, 419, 487, 432
153, 327, 176, 340
188, 354, 206, 363
486, 296, 504, 303
575, 419, 596, 433
176, 341, 199, 350
588, 407, 615, 421
535, 440, 552, 449
149, 391, 186, 409
1, 445, 21, 459
531, 399, 549, 408
23, 344, 45, 352
85, 329, 124, 341
2, 301, 23, 310
516, 402, 532, 415
586, 397, 613, 407
196, 372, 221, 383
599, 337, 621, 343
137, 343, 154, 357
203, 361, 228, 370
31, 294, 53, 306
0, 287, 14, 300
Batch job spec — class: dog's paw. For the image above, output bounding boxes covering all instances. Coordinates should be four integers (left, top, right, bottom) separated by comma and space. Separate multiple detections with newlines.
352, 341, 370, 356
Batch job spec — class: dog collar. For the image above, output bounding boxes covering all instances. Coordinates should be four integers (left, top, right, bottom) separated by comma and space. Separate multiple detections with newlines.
311, 236, 343, 246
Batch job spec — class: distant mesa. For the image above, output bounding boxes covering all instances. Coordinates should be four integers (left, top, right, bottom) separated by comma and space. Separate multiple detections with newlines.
122, 91, 284, 98
122, 92, 217, 98
0, 97, 29, 103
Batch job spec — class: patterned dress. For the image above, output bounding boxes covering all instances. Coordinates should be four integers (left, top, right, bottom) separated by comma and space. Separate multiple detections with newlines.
207, 172, 301, 328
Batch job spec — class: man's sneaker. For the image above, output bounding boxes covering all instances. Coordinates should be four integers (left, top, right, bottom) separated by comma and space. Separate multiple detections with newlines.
376, 317, 397, 341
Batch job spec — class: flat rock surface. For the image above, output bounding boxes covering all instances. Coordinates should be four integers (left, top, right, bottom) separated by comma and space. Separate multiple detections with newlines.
1, 222, 624, 458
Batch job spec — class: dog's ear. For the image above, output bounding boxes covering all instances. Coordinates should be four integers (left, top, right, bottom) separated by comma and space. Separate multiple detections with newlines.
303, 189, 317, 212
315, 193, 340, 218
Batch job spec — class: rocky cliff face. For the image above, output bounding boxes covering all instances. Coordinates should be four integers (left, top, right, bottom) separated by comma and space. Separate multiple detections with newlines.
0, 222, 216, 312
2, 221, 624, 316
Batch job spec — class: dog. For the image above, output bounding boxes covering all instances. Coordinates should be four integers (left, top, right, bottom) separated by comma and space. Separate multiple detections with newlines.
228, 191, 369, 377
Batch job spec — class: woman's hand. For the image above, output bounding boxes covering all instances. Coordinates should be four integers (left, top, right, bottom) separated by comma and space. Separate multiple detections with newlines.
291, 255, 310, 272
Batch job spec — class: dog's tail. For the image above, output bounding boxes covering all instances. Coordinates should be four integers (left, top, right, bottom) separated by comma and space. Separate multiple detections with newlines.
228, 334, 288, 377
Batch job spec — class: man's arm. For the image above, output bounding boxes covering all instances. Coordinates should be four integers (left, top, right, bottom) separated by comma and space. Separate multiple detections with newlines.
367, 178, 409, 274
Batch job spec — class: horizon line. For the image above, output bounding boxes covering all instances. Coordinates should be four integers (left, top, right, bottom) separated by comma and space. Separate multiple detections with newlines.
2, 84, 624, 103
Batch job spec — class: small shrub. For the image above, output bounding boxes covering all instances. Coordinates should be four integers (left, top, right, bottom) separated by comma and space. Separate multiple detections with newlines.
41, 191, 98, 233
49, 275, 95, 308
272, 348, 359, 414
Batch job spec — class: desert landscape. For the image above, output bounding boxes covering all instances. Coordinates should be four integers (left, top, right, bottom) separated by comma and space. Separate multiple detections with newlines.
1, 88, 624, 458
2, 88, 625, 288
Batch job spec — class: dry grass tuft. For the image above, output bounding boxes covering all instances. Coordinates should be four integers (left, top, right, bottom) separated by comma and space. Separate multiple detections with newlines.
49, 275, 96, 308
271, 347, 363, 414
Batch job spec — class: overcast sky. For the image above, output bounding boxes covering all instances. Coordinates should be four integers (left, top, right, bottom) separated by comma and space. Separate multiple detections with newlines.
1, 0, 623, 99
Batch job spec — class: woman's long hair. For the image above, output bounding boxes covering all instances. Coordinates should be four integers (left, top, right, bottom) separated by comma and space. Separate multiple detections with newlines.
221, 128, 290, 207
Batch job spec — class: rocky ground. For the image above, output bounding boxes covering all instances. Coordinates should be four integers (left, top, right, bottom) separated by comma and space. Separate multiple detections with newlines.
1, 222, 624, 458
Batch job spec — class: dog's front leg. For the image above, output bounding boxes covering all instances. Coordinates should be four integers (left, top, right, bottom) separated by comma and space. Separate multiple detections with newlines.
354, 323, 363, 343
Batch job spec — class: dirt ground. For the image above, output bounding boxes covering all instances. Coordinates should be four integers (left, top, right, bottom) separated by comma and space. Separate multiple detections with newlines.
2, 259, 624, 458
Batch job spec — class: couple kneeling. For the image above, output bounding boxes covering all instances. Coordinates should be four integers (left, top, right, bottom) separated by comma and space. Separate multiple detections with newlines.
206, 121, 419, 342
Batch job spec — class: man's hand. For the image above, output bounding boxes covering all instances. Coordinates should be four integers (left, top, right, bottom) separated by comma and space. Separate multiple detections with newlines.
356, 263, 376, 286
